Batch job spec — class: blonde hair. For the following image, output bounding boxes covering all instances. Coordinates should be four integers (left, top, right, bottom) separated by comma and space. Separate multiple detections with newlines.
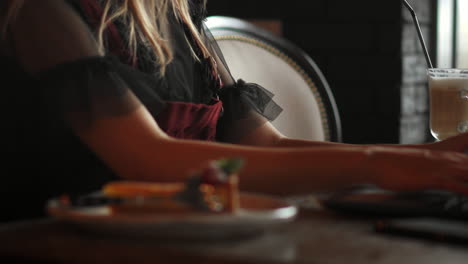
2, 0, 214, 75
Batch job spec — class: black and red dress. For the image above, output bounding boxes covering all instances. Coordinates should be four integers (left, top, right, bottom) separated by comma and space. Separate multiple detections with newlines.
0, 0, 281, 221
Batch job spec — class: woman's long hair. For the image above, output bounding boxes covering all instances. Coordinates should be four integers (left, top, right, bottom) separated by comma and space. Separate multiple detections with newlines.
2, 0, 213, 75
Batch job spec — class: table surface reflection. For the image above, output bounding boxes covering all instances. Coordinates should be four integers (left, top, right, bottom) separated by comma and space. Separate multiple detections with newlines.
1, 200, 468, 264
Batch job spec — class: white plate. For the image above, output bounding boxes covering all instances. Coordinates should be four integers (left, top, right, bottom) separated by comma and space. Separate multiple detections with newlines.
47, 192, 298, 240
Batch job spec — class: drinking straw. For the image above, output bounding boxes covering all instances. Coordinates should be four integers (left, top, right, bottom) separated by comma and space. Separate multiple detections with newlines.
402, 0, 434, 68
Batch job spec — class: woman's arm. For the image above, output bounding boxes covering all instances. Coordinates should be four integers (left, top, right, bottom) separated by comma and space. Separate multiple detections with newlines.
76, 101, 366, 195
240, 120, 468, 155
76, 101, 468, 196
235, 121, 346, 147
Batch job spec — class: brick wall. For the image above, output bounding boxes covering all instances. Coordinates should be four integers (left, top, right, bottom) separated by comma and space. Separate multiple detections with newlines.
400, 0, 434, 144
207, 0, 404, 144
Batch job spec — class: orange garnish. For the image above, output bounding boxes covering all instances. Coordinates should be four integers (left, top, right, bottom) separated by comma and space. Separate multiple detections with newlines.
103, 181, 184, 198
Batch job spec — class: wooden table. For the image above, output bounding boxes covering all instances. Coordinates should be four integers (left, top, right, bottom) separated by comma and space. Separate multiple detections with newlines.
1, 201, 468, 264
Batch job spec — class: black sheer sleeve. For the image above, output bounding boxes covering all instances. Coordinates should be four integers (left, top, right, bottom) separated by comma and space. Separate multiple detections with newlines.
8, 0, 164, 132
199, 23, 283, 143
38, 56, 167, 131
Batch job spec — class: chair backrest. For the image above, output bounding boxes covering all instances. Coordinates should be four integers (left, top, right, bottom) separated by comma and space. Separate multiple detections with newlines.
205, 16, 342, 142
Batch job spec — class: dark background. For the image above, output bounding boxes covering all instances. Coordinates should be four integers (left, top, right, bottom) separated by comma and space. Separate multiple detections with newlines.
206, 0, 435, 144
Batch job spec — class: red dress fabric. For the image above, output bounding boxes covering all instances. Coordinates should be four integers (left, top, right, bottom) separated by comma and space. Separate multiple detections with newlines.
157, 100, 223, 141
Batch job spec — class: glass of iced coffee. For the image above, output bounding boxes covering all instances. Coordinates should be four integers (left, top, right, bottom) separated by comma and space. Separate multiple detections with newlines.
428, 69, 468, 141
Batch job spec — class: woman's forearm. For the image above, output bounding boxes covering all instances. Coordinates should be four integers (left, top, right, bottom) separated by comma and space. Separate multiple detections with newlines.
77, 106, 368, 195
127, 137, 370, 196
274, 136, 432, 150
274, 137, 351, 148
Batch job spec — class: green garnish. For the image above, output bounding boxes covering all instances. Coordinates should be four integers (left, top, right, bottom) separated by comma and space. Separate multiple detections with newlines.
216, 158, 245, 174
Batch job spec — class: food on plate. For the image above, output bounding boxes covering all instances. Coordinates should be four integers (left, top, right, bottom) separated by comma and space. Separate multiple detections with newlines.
102, 158, 244, 214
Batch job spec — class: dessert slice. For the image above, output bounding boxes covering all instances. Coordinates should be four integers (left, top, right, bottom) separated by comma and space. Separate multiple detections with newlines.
102, 158, 244, 214
196, 158, 243, 213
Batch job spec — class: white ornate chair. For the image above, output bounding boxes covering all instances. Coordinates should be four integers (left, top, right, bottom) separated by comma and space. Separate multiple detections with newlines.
206, 16, 342, 142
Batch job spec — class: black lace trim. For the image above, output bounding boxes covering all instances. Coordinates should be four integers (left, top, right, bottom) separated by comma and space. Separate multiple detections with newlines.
219, 79, 283, 122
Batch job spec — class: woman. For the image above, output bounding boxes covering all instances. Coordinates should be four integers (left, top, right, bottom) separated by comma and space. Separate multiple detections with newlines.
1, 0, 468, 221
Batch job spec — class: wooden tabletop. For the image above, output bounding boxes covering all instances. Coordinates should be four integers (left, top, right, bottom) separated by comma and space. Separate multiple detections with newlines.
1, 201, 468, 264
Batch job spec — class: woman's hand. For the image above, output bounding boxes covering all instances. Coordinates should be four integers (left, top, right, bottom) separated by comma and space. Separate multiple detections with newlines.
365, 146, 468, 195
416, 132, 468, 154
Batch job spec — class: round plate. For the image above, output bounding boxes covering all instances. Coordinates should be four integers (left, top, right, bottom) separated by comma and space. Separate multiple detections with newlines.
47, 192, 298, 240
